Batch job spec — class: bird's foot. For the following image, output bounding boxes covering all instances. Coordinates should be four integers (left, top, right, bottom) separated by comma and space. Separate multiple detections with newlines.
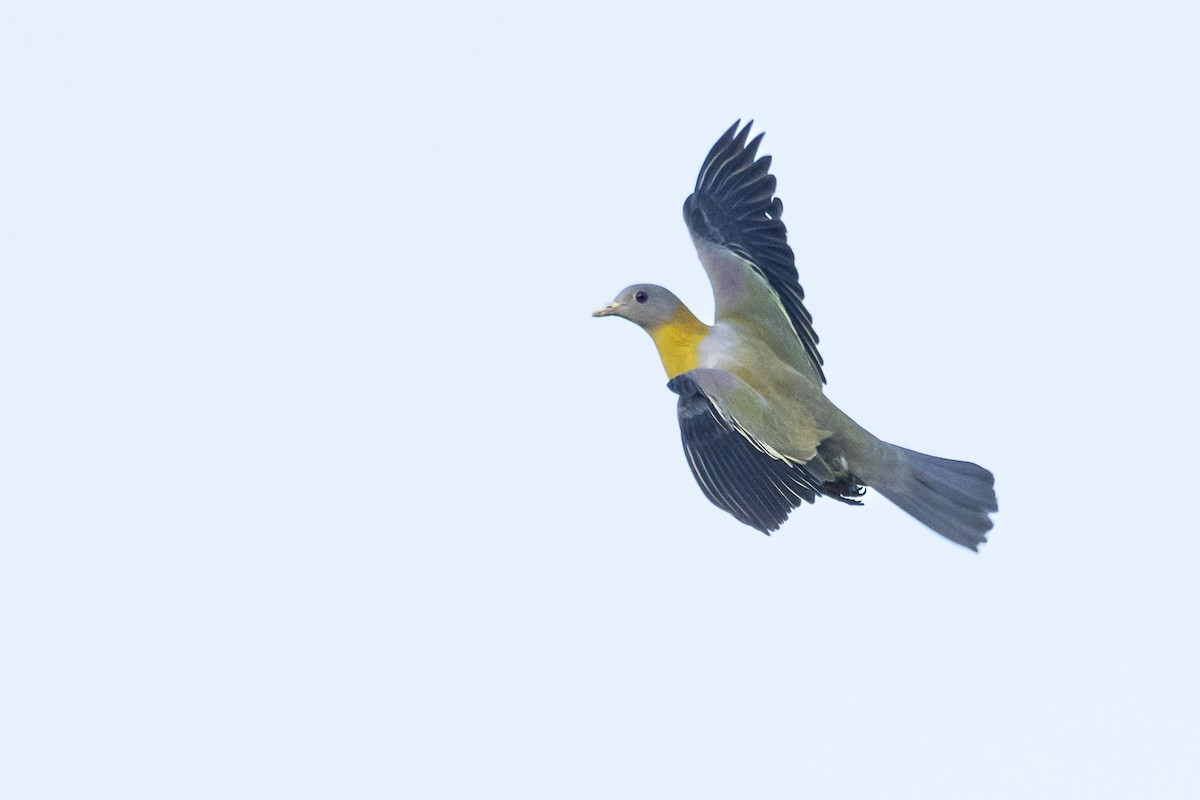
823, 478, 866, 506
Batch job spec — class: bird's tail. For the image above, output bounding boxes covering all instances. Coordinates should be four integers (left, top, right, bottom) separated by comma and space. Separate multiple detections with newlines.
867, 444, 998, 551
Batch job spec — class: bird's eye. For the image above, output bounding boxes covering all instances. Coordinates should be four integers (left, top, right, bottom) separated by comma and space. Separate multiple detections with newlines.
635, 290, 649, 303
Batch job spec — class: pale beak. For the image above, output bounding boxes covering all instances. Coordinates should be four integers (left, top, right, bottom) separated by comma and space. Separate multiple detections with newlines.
592, 301, 622, 318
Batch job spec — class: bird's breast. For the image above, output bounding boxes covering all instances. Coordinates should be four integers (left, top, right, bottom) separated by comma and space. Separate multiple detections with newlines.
648, 306, 711, 379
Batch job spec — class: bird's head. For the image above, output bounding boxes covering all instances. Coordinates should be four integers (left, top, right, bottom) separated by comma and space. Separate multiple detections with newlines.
592, 284, 684, 330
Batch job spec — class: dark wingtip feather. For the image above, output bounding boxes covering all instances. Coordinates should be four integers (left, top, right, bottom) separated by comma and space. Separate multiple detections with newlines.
668, 372, 821, 534
684, 122, 826, 383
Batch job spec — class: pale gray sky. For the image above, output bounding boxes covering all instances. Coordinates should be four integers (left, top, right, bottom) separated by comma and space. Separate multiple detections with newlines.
2, 1, 1198, 798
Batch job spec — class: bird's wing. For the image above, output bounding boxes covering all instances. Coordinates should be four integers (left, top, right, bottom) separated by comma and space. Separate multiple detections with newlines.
667, 369, 826, 533
683, 121, 825, 384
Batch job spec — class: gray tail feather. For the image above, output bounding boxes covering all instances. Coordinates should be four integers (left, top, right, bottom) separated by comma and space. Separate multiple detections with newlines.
869, 444, 998, 551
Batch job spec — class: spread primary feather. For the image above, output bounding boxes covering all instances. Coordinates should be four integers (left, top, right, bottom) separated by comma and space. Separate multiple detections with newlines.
593, 120, 998, 550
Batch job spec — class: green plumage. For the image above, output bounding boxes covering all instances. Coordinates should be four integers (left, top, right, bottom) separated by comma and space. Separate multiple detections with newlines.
595, 122, 998, 550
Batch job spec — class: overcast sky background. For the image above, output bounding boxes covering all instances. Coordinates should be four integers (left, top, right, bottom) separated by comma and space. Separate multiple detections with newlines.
3, 1, 1199, 798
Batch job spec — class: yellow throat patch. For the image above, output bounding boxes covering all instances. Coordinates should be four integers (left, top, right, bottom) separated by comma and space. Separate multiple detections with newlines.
647, 305, 710, 379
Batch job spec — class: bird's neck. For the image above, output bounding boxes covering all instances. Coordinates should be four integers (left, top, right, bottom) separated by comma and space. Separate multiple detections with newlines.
646, 305, 710, 379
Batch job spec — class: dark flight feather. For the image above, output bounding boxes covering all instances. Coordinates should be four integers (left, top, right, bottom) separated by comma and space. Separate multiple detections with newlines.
683, 121, 825, 383
668, 372, 822, 534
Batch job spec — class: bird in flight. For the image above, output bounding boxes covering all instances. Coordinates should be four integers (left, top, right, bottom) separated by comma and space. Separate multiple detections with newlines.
594, 121, 997, 550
